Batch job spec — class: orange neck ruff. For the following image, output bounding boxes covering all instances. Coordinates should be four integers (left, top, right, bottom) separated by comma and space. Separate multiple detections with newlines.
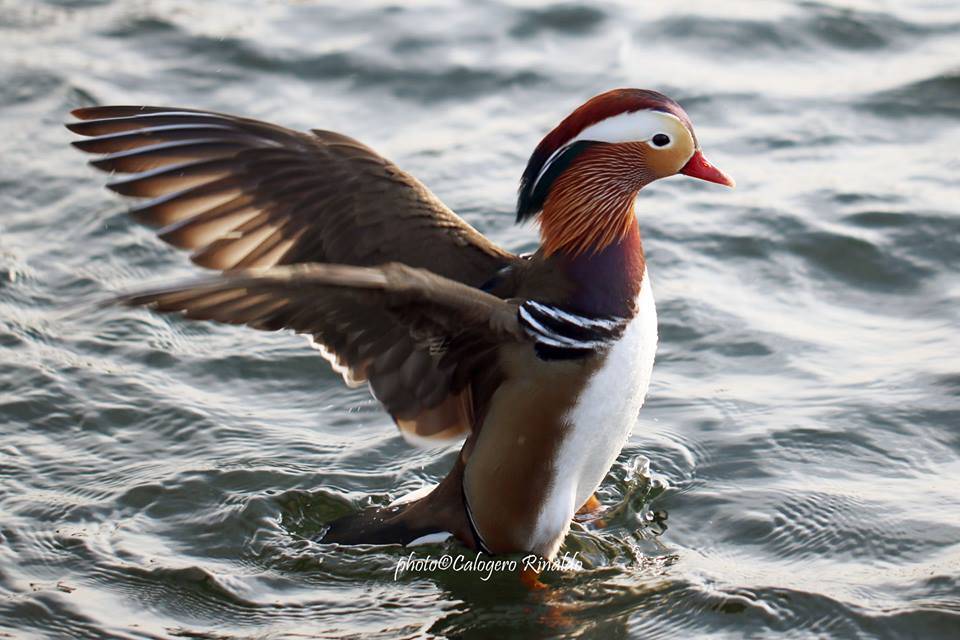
537, 142, 651, 258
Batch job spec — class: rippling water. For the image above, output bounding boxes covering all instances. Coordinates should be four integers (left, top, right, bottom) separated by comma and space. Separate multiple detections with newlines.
2, 0, 959, 637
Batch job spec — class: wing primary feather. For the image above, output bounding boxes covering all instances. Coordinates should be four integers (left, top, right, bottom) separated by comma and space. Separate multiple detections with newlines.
71, 124, 242, 153
89, 139, 258, 173
106, 158, 239, 197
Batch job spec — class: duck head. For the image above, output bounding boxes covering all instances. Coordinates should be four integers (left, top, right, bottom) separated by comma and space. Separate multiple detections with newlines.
517, 88, 734, 257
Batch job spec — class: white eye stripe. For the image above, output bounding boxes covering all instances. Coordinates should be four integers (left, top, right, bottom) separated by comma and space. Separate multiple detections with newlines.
570, 109, 685, 146
533, 110, 687, 191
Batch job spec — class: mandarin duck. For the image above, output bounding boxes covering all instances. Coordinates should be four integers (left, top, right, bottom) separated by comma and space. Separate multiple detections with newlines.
67, 89, 733, 560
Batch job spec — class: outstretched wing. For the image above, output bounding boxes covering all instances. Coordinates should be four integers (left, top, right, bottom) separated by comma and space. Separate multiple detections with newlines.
68, 105, 521, 442
113, 263, 523, 439
67, 105, 514, 282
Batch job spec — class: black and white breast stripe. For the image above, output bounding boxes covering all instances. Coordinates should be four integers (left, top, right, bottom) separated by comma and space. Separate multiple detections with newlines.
518, 301, 629, 360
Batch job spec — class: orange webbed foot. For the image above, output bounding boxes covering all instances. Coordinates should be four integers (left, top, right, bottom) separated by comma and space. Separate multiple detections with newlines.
574, 493, 607, 527
575, 493, 602, 516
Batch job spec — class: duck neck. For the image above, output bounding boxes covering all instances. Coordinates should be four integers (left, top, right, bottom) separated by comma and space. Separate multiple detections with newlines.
538, 183, 640, 259
535, 149, 651, 316
553, 217, 646, 318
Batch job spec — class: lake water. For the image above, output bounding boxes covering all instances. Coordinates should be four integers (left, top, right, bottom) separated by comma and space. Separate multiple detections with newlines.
1, 1, 959, 638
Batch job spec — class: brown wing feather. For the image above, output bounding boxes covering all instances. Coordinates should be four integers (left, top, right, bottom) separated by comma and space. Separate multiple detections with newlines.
67, 106, 514, 282
113, 263, 523, 431
70, 106, 522, 442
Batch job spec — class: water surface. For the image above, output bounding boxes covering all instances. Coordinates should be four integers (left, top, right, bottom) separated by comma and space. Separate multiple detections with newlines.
1, 1, 959, 637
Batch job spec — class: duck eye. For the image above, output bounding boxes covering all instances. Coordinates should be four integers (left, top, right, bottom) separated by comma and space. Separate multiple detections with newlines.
651, 133, 671, 147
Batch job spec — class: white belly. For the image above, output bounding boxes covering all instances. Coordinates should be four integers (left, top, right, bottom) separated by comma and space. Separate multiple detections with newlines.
530, 271, 658, 557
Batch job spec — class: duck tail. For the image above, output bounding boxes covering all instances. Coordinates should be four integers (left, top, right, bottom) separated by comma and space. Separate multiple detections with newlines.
323, 500, 426, 546
321, 456, 477, 548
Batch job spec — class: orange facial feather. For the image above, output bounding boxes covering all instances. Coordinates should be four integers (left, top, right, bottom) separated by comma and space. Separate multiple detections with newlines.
538, 143, 653, 257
